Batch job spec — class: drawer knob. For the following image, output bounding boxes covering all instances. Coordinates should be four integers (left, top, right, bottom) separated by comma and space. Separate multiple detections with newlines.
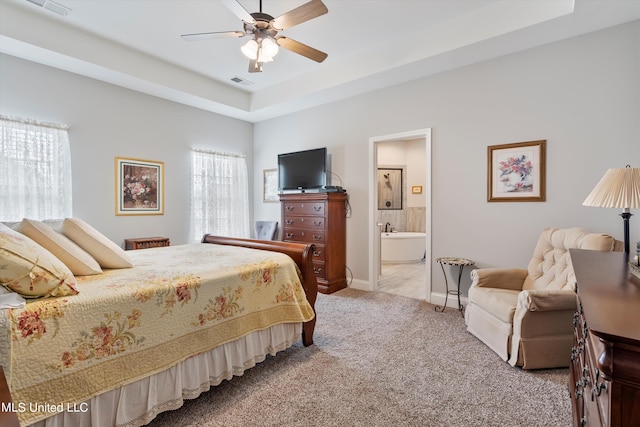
286, 206, 294, 211
286, 232, 294, 238
313, 234, 322, 240
313, 220, 322, 226
313, 206, 322, 211
313, 250, 322, 257
313, 267, 322, 274
285, 219, 294, 225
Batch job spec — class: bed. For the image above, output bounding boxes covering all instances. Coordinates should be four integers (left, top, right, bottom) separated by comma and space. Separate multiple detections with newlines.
0, 223, 317, 427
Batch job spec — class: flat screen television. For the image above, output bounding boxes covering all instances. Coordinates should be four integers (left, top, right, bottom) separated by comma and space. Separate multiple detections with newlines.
278, 147, 327, 191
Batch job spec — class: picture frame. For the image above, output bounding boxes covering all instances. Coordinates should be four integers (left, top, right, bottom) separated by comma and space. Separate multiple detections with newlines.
115, 157, 164, 215
488, 140, 546, 202
411, 185, 423, 194
263, 168, 279, 202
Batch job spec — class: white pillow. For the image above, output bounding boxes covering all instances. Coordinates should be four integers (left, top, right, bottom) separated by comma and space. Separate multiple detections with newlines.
61, 218, 133, 269
1, 221, 21, 231
18, 218, 103, 276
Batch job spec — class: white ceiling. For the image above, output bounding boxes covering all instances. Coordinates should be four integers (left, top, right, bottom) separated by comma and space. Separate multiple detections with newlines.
1, 0, 640, 122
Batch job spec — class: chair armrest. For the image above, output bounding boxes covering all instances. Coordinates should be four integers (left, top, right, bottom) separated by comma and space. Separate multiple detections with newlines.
470, 268, 528, 291
517, 289, 577, 312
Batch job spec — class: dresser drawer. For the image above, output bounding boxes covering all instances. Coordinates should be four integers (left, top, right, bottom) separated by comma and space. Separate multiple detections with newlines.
283, 216, 325, 230
283, 202, 325, 216
311, 244, 326, 263
283, 229, 325, 244
312, 261, 326, 280
587, 333, 610, 425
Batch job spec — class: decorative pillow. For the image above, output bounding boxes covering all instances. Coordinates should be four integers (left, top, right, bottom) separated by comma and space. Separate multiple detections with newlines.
61, 218, 133, 269
0, 223, 78, 298
18, 218, 103, 276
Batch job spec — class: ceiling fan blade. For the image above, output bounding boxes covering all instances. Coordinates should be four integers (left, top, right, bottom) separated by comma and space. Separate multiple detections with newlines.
248, 60, 263, 73
271, 0, 328, 30
276, 37, 327, 63
181, 31, 246, 41
222, 0, 256, 24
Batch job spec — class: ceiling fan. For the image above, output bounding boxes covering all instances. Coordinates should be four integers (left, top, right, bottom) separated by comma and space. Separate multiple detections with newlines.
181, 0, 328, 73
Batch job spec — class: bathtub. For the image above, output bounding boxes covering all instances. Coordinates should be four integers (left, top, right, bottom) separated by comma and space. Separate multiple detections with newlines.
381, 232, 426, 263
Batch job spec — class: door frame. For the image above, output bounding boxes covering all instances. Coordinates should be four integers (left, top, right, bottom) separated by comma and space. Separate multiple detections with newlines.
368, 128, 432, 301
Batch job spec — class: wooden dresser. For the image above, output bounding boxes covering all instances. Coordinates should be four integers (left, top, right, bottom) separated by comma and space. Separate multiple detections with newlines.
569, 249, 640, 427
280, 192, 347, 294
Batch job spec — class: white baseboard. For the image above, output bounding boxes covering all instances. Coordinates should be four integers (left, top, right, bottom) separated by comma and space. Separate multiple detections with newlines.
346, 281, 467, 310
430, 292, 468, 309
348, 279, 373, 292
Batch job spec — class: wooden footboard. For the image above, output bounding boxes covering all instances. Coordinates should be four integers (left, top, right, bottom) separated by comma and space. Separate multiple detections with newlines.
201, 235, 317, 346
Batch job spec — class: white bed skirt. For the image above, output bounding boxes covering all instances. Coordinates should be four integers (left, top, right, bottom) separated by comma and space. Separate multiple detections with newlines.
29, 323, 302, 427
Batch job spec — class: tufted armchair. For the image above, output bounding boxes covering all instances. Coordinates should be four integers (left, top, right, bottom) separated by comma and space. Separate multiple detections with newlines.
464, 228, 621, 369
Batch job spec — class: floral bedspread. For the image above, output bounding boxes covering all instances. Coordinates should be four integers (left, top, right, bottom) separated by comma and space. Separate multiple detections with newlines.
0, 243, 314, 425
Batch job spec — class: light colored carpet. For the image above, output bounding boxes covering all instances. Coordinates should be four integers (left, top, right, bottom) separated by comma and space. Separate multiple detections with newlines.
148, 288, 571, 426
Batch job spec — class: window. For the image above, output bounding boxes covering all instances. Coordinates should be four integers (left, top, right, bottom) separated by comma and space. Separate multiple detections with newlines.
190, 149, 249, 241
0, 115, 72, 221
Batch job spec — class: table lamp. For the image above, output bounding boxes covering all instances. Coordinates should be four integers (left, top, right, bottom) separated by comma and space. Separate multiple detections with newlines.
583, 165, 640, 254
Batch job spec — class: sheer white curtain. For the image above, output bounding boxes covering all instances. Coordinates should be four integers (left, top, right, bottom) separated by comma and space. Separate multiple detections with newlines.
190, 149, 250, 242
0, 115, 72, 221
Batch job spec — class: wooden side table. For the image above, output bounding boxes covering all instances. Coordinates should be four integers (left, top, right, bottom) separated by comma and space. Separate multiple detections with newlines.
125, 237, 170, 250
435, 257, 475, 315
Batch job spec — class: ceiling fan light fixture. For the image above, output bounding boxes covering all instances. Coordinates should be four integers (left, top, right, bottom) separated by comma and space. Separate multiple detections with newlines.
260, 37, 279, 59
241, 39, 259, 60
242, 37, 278, 62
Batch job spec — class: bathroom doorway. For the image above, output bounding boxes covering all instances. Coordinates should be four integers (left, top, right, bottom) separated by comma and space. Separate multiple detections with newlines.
368, 129, 432, 301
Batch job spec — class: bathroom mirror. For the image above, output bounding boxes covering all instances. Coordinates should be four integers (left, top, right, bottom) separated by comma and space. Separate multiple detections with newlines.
377, 168, 402, 210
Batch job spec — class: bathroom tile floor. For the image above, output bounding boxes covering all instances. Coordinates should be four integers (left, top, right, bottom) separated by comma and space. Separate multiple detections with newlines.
377, 260, 427, 300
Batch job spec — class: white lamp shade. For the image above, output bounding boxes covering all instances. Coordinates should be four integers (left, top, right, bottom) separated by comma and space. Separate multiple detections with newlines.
241, 39, 259, 60
260, 37, 279, 59
583, 167, 640, 209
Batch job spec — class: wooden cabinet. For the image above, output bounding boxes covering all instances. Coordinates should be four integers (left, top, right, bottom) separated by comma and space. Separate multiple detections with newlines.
569, 249, 640, 427
125, 237, 170, 250
280, 192, 347, 294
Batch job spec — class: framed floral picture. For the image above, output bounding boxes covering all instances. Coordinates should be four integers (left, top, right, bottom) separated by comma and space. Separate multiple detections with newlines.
115, 157, 164, 215
487, 140, 546, 202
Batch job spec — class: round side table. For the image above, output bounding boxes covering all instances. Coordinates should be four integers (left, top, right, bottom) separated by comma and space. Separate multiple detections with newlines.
435, 257, 475, 315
